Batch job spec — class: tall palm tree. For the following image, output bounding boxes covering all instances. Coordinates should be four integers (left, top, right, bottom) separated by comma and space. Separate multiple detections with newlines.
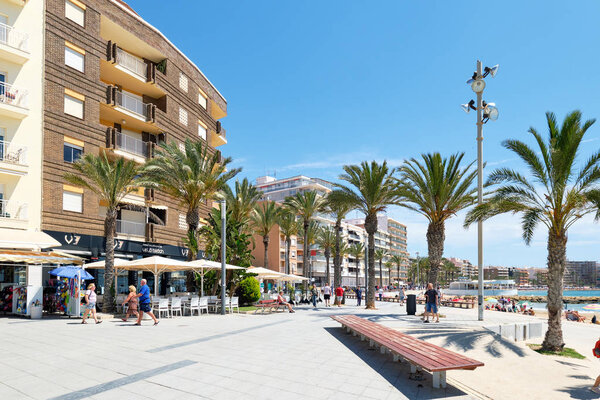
299, 220, 319, 282
143, 138, 240, 248
332, 241, 349, 274
390, 254, 403, 286
349, 242, 365, 288
396, 153, 477, 286
284, 191, 326, 278
278, 208, 301, 275
224, 178, 262, 230
375, 249, 389, 287
316, 226, 336, 285
332, 161, 400, 309
64, 154, 139, 313
325, 193, 353, 290
251, 201, 280, 269
385, 261, 394, 286
465, 111, 600, 352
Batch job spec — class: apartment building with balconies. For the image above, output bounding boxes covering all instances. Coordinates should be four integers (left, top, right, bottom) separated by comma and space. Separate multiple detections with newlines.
253, 175, 409, 286
41, 0, 228, 265
0, 0, 43, 240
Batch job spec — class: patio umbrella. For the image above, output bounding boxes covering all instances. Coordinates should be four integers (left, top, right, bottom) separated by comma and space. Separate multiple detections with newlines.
125, 256, 192, 295
485, 298, 498, 304
583, 304, 600, 311
186, 259, 246, 296
84, 258, 135, 293
49, 266, 94, 280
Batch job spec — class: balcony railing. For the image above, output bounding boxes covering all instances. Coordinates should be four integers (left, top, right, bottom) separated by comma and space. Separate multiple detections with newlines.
116, 132, 148, 158
116, 219, 145, 236
115, 48, 146, 80
0, 140, 27, 165
0, 199, 27, 220
0, 23, 28, 52
115, 91, 150, 120
0, 82, 28, 108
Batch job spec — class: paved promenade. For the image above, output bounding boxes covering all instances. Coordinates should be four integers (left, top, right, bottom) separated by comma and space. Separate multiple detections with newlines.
0, 300, 597, 399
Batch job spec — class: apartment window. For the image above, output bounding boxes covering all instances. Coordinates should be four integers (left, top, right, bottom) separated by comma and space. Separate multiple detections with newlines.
198, 89, 207, 109
63, 140, 83, 163
65, 0, 85, 27
63, 189, 82, 213
178, 107, 187, 126
65, 42, 85, 72
198, 121, 207, 141
179, 73, 188, 92
64, 89, 84, 119
178, 213, 186, 230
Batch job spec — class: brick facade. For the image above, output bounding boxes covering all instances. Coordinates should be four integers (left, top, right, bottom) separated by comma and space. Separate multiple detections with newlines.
42, 0, 226, 250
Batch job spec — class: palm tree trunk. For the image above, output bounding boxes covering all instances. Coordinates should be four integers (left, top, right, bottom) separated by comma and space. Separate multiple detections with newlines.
263, 235, 269, 269
303, 220, 309, 278
379, 260, 383, 287
365, 213, 377, 309
102, 208, 117, 313
355, 259, 359, 287
185, 208, 200, 292
286, 237, 291, 275
325, 249, 331, 285
426, 220, 445, 286
333, 220, 341, 288
397, 263, 400, 286
542, 230, 567, 352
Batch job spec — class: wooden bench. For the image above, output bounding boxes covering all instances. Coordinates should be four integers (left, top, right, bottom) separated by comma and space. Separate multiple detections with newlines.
331, 315, 484, 388
254, 299, 277, 314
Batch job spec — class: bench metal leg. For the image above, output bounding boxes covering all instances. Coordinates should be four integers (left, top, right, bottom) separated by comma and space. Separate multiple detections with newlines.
393, 355, 399, 362
380, 346, 386, 354
369, 339, 374, 348
410, 365, 417, 373
360, 335, 365, 341
432, 371, 446, 389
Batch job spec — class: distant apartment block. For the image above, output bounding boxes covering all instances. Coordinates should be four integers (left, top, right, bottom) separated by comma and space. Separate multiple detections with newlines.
565, 260, 599, 287
254, 175, 409, 285
448, 257, 475, 279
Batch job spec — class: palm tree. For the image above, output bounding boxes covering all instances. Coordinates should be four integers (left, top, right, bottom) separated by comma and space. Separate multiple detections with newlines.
390, 254, 404, 286
299, 220, 319, 284
349, 242, 365, 288
64, 153, 139, 313
278, 208, 301, 274
396, 153, 477, 286
224, 178, 262, 230
251, 201, 280, 269
385, 261, 394, 286
375, 249, 389, 287
465, 111, 600, 352
143, 138, 240, 248
332, 241, 349, 273
284, 191, 326, 278
325, 193, 353, 290
332, 161, 400, 309
316, 226, 336, 285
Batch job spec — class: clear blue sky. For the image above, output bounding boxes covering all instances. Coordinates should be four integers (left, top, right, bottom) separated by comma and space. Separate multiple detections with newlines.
127, 0, 600, 268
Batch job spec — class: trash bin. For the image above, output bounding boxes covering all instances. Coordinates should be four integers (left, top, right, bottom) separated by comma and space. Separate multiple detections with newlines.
407, 294, 416, 315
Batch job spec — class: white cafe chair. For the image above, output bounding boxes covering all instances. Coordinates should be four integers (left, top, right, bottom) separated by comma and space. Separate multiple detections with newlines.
199, 297, 209, 315
170, 297, 182, 317
184, 297, 200, 316
157, 298, 170, 319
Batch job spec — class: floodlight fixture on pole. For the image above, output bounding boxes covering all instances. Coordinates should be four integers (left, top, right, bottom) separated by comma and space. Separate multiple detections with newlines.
461, 60, 499, 322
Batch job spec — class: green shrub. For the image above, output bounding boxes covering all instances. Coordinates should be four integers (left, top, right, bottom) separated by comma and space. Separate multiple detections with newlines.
237, 277, 261, 305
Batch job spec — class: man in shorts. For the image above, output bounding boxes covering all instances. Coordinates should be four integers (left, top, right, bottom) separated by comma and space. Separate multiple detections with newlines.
135, 279, 159, 326
424, 283, 439, 323
322, 283, 332, 307
335, 285, 344, 307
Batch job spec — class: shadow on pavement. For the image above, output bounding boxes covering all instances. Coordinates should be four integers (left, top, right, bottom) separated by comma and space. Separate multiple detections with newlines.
324, 327, 474, 399
555, 385, 598, 400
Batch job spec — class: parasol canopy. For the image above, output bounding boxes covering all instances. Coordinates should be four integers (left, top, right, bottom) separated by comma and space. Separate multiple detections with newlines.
583, 304, 600, 311
49, 266, 94, 280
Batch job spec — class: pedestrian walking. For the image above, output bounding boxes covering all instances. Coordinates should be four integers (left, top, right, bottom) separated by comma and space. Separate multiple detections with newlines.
310, 284, 318, 308
121, 285, 139, 322
591, 338, 600, 393
335, 285, 344, 307
134, 279, 159, 326
81, 283, 102, 324
423, 283, 440, 323
400, 287, 406, 305
322, 283, 332, 307
378, 287, 384, 301
356, 287, 362, 307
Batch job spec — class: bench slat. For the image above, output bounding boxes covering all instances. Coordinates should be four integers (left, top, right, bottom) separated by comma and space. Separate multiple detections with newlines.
332, 315, 483, 372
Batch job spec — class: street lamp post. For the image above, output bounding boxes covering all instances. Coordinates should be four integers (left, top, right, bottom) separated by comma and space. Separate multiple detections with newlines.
220, 199, 226, 316
416, 251, 420, 289
462, 60, 499, 321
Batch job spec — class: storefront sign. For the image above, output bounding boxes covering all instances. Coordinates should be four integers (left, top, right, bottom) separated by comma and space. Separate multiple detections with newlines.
43, 230, 198, 260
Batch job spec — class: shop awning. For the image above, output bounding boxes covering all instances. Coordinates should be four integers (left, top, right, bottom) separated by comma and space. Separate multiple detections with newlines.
0, 229, 61, 250
0, 250, 84, 264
